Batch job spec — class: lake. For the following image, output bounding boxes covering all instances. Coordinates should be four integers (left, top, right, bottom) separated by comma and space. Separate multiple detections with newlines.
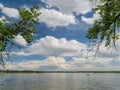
0, 73, 120, 90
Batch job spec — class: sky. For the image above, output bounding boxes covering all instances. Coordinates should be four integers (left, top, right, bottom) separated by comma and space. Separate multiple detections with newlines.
0, 0, 120, 71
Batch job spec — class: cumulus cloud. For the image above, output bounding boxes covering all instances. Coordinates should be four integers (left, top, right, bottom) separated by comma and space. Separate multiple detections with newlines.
13, 34, 27, 46
0, 16, 6, 21
0, 3, 19, 18
5, 56, 120, 71
0, 3, 4, 8
39, 8, 76, 27
81, 12, 100, 24
26, 36, 87, 57
8, 36, 120, 71
40, 0, 102, 26
41, 0, 93, 15
5, 57, 69, 70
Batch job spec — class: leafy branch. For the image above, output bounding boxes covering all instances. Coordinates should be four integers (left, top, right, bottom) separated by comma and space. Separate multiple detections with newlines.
0, 5, 41, 67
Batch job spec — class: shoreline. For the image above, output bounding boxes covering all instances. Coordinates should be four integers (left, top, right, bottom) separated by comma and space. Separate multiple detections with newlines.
0, 70, 120, 73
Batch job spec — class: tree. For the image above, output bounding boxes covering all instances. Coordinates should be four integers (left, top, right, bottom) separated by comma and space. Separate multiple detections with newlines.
87, 0, 120, 51
0, 5, 40, 67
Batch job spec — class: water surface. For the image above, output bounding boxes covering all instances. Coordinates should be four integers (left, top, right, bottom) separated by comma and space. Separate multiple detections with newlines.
0, 73, 120, 90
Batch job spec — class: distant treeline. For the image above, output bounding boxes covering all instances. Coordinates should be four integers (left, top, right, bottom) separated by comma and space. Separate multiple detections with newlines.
0, 70, 120, 73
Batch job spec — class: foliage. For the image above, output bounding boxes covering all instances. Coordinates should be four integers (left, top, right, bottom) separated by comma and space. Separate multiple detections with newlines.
0, 5, 40, 66
87, 0, 120, 47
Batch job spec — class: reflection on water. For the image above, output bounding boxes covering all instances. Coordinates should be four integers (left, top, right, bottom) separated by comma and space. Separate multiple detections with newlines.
0, 73, 120, 90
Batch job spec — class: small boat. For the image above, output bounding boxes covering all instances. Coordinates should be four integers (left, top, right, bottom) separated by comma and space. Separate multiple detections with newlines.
86, 73, 90, 76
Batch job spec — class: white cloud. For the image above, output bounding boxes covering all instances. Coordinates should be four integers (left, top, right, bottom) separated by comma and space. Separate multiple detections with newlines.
41, 0, 102, 26
5, 57, 69, 70
0, 3, 19, 18
0, 16, 6, 21
5, 56, 120, 71
81, 12, 100, 24
39, 8, 76, 27
11, 51, 29, 56
13, 34, 27, 46
0, 3, 4, 8
41, 0, 93, 15
26, 36, 87, 57
7, 36, 120, 71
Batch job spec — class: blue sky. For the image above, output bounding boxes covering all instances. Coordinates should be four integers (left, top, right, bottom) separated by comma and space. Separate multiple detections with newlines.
1, 0, 120, 71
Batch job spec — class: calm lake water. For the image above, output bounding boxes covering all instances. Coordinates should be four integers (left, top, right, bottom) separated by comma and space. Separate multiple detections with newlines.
0, 73, 120, 90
